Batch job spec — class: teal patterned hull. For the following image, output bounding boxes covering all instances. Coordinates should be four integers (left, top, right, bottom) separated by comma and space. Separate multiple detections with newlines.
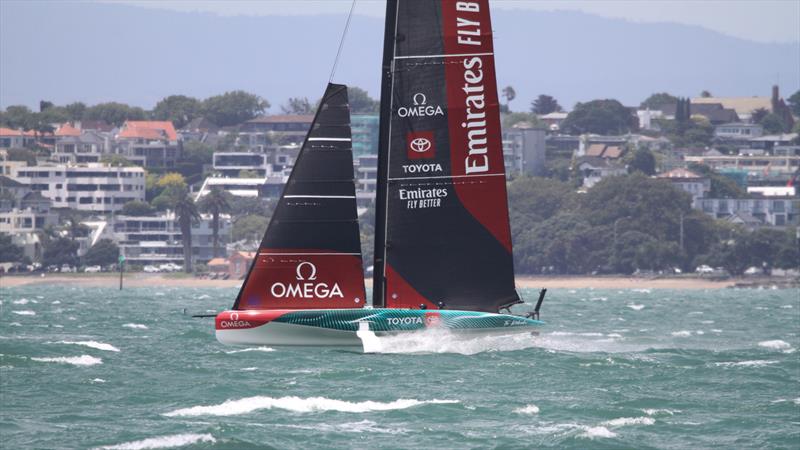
215, 308, 543, 347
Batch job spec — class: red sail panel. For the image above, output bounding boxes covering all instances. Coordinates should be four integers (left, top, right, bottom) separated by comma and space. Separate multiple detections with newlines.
232, 84, 366, 310
441, 4, 511, 251
236, 250, 366, 310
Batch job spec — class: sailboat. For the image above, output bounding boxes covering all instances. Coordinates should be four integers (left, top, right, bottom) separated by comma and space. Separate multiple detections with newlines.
215, 0, 544, 348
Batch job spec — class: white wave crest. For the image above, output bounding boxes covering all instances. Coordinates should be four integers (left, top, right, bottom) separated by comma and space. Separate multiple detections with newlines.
13, 299, 29, 305
631, 289, 651, 294
362, 327, 540, 355
780, 305, 793, 309
12, 310, 35, 316
758, 340, 791, 350
123, 323, 148, 330
581, 426, 616, 439
56, 341, 120, 352
715, 360, 779, 367
642, 408, 680, 416
514, 404, 540, 414
163, 396, 459, 417
91, 378, 106, 383
240, 367, 258, 371
627, 304, 645, 311
32, 355, 102, 366
52, 300, 61, 304
671, 330, 692, 337
95, 433, 215, 450
9, 322, 21, 327
603, 416, 655, 427
224, 346, 275, 354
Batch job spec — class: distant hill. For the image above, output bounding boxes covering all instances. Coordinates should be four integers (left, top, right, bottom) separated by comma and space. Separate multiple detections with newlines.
1, 2, 797, 111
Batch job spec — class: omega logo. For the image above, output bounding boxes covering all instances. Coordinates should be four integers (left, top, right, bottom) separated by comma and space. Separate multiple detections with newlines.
295, 261, 317, 281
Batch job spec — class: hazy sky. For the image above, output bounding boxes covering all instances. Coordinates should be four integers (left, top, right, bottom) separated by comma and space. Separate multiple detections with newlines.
111, 0, 800, 44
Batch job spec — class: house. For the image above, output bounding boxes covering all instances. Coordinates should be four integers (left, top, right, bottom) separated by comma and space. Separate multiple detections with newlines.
692, 86, 795, 127
0, 127, 33, 149
115, 121, 180, 169
236, 114, 314, 149
577, 135, 627, 158
228, 251, 255, 279
179, 117, 219, 143
212, 152, 271, 177
539, 111, 568, 131
577, 157, 627, 188
696, 196, 798, 227
714, 122, 763, 140
206, 257, 230, 274
52, 130, 110, 164
748, 134, 799, 151
655, 168, 710, 203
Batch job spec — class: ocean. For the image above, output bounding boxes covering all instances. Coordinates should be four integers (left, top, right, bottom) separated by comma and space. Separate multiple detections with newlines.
1, 284, 798, 449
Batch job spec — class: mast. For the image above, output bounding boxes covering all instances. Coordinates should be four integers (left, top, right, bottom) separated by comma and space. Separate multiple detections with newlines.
372, 0, 399, 308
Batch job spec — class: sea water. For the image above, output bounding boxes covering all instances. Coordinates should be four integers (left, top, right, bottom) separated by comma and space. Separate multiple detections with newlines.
0, 284, 797, 449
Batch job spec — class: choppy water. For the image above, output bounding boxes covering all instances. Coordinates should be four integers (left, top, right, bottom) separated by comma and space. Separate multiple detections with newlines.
1, 283, 798, 449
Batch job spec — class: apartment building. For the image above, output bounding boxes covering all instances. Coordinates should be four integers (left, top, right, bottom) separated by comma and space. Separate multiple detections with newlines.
11, 163, 145, 213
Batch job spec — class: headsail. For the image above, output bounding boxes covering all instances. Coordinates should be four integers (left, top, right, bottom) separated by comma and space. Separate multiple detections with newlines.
234, 83, 367, 310
373, 0, 519, 312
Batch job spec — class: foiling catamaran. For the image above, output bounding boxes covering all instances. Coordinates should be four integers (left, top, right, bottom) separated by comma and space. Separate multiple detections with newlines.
214, 0, 545, 348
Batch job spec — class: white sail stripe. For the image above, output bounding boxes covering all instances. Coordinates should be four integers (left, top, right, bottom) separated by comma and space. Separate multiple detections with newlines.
388, 173, 506, 181
284, 195, 356, 199
394, 52, 493, 60
258, 252, 361, 256
307, 137, 352, 142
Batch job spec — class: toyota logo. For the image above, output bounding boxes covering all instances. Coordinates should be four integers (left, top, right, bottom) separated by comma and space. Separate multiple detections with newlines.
410, 137, 431, 153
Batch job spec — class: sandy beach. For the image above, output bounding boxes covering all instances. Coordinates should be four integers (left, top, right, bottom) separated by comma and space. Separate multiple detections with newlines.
2, 273, 791, 290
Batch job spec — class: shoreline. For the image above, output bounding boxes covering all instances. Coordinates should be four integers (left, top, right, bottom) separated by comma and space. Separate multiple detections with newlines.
1, 273, 795, 290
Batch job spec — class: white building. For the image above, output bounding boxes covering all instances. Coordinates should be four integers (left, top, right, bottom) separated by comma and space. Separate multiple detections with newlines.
212, 152, 271, 177
696, 197, 798, 228
110, 212, 232, 266
10, 163, 145, 213
714, 122, 763, 139
655, 168, 711, 203
502, 126, 547, 177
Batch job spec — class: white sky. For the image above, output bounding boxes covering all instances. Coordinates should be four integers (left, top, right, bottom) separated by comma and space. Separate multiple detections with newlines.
107, 0, 800, 43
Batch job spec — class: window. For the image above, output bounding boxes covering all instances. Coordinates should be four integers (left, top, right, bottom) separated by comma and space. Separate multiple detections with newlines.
773, 201, 785, 213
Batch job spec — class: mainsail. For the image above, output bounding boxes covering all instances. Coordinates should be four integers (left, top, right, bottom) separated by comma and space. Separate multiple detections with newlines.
373, 0, 519, 312
234, 83, 367, 310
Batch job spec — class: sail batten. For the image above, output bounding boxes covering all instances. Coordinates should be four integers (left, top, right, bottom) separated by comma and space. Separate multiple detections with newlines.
372, 0, 519, 313
233, 83, 367, 311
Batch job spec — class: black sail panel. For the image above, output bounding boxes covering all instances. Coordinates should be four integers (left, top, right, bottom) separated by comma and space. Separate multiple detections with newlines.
373, 0, 519, 312
234, 83, 367, 310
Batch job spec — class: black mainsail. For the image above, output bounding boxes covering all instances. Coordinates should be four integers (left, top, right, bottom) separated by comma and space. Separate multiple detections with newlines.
234, 83, 367, 310
373, 0, 519, 313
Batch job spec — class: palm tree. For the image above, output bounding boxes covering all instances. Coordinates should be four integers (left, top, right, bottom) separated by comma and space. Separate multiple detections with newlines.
173, 189, 200, 273
200, 187, 230, 258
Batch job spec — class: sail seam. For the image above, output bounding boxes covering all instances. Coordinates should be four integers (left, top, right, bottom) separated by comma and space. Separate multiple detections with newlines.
259, 252, 361, 256
283, 195, 356, 199
394, 52, 493, 60
307, 137, 352, 142
388, 173, 506, 181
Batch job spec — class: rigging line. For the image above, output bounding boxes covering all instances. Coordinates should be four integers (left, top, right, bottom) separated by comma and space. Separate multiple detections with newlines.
329, 0, 357, 83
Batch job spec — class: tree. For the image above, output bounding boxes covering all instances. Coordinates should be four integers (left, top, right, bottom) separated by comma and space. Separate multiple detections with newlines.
152, 173, 189, 211
750, 107, 769, 124
560, 99, 638, 135
760, 113, 787, 134
0, 233, 24, 263
153, 95, 202, 129
640, 92, 678, 110
83, 239, 119, 266
700, 90, 712, 98
121, 200, 155, 216
42, 237, 79, 268
628, 148, 656, 175
202, 91, 269, 126
233, 215, 268, 242
531, 94, 562, 115
176, 141, 214, 183
173, 190, 200, 273
502, 86, 516, 110
199, 188, 230, 258
281, 97, 313, 115
83, 102, 146, 126
63, 102, 87, 121
507, 176, 578, 240
687, 163, 746, 198
1, 105, 34, 129
65, 215, 90, 241
787, 90, 800, 117
348, 87, 379, 114
502, 112, 540, 129
6, 148, 37, 166
100, 154, 136, 167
